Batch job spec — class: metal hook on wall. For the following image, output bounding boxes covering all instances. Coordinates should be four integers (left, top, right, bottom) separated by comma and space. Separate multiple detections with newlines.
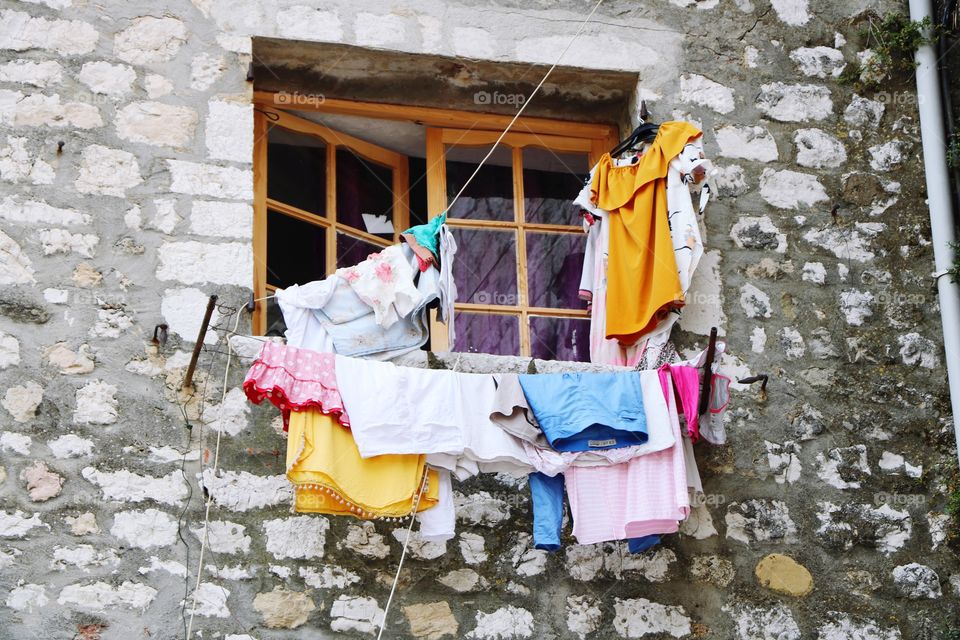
151, 323, 168, 349
737, 374, 769, 402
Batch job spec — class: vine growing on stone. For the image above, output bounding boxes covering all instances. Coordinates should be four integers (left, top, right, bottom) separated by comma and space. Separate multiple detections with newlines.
948, 241, 960, 284
840, 12, 939, 90
946, 134, 960, 169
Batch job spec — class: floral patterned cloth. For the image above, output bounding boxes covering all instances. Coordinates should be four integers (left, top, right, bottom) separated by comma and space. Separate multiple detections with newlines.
242, 341, 348, 430
337, 243, 423, 328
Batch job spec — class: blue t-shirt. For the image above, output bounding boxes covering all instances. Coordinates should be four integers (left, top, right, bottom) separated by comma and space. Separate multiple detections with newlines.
518, 371, 647, 452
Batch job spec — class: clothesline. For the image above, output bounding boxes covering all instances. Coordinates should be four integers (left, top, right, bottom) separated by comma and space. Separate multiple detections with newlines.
245, 0, 607, 316
185, 308, 243, 640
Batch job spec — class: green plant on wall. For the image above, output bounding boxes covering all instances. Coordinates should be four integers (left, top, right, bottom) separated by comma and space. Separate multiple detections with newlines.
947, 134, 960, 169
841, 12, 938, 90
949, 486, 960, 515
949, 241, 960, 285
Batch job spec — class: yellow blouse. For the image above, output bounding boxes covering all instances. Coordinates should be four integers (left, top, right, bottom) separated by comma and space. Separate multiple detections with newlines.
287, 409, 439, 519
590, 121, 703, 345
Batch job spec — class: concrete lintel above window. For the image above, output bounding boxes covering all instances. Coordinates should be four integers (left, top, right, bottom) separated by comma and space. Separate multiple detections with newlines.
252, 38, 637, 127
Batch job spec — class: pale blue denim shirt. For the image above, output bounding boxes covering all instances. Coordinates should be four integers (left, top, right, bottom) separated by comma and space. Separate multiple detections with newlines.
316, 264, 439, 360
278, 244, 445, 361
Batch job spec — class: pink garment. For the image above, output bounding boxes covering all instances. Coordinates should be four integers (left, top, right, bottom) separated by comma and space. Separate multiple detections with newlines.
659, 364, 700, 442
242, 341, 349, 430
564, 370, 690, 544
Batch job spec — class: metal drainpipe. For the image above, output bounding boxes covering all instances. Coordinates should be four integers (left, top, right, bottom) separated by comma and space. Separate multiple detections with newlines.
909, 0, 960, 466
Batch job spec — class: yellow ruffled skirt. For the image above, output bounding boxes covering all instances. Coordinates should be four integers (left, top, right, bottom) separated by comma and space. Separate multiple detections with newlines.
287, 409, 439, 519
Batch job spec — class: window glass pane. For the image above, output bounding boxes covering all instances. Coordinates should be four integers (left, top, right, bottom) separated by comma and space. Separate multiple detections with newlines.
267, 210, 326, 288
526, 232, 587, 309
445, 145, 514, 221
522, 147, 589, 225
530, 316, 590, 362
336, 149, 395, 238
267, 127, 327, 216
451, 228, 518, 305
265, 296, 287, 338
336, 231, 388, 270
454, 312, 520, 356
408, 156, 429, 228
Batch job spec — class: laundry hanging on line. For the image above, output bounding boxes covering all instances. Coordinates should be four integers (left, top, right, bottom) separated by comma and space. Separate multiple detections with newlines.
235, 119, 737, 554
242, 339, 729, 550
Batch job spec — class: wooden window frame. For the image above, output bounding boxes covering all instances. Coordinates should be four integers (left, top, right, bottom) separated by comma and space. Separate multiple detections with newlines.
252, 93, 619, 355
253, 108, 410, 334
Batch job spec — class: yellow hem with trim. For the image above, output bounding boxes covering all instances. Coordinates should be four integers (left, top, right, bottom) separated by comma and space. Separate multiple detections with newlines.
287, 408, 439, 519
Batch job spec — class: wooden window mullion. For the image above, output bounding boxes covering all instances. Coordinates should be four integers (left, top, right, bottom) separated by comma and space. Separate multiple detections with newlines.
393, 159, 409, 243
425, 128, 450, 351
512, 146, 531, 356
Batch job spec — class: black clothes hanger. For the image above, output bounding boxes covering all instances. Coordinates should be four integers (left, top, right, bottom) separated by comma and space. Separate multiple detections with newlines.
610, 123, 659, 157
610, 102, 660, 157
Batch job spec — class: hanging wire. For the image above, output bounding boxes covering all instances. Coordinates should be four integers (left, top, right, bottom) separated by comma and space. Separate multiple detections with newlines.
176, 301, 269, 637
173, 318, 221, 639
374, 2, 607, 629
376, 471, 428, 640
185, 308, 245, 640
376, 349, 465, 637
252, 0, 604, 307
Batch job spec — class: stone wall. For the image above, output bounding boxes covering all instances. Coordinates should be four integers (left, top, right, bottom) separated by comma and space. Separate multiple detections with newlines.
0, 0, 958, 638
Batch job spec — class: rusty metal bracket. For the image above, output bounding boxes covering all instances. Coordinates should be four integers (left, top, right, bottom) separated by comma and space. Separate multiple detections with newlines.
697, 327, 718, 416
737, 373, 769, 402
181, 295, 217, 390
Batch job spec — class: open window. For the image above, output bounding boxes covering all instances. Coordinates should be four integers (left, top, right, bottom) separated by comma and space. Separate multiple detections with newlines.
253, 110, 410, 335
252, 96, 617, 361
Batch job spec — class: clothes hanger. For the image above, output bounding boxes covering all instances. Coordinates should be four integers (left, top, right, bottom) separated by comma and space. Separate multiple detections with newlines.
610, 100, 660, 157
610, 123, 659, 157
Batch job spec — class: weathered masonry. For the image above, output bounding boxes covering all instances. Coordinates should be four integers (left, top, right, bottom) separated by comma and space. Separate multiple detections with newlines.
0, 0, 959, 639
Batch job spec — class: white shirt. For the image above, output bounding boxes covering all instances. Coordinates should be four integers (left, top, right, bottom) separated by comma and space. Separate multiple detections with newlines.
334, 355, 534, 480
574, 137, 711, 363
